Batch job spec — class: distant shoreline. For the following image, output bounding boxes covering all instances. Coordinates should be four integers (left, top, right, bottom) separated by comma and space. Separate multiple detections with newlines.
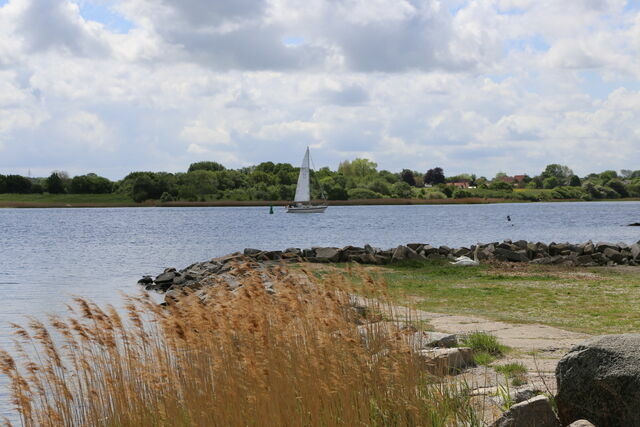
1, 197, 639, 209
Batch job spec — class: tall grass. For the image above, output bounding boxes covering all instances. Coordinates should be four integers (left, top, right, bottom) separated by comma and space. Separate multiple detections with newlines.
0, 264, 480, 426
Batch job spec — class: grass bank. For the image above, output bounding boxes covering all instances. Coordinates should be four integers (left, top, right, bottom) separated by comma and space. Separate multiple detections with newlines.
310, 261, 640, 335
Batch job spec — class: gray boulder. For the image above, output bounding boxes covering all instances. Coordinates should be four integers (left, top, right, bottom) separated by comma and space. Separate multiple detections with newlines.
314, 247, 341, 262
491, 395, 560, 427
391, 245, 425, 262
603, 247, 624, 263
494, 247, 529, 262
630, 243, 640, 260
556, 334, 640, 426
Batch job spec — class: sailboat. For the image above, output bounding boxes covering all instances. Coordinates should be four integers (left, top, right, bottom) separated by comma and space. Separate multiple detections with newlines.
286, 147, 328, 213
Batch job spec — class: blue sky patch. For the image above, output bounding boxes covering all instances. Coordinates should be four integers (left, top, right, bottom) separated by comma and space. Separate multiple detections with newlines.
580, 71, 640, 99
75, 1, 134, 33
282, 36, 305, 47
0, 0, 8, 7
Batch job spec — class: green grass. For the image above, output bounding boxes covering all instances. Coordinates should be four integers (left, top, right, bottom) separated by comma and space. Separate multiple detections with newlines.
376, 260, 640, 334
309, 259, 640, 335
460, 332, 507, 365
0, 193, 134, 205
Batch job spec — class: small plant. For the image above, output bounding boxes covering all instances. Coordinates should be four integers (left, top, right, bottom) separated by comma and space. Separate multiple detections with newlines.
495, 362, 528, 386
461, 332, 508, 365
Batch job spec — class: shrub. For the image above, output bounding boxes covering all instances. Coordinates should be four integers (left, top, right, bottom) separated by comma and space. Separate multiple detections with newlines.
452, 189, 473, 199
424, 191, 447, 200
348, 187, 383, 199
160, 192, 174, 202
489, 181, 513, 192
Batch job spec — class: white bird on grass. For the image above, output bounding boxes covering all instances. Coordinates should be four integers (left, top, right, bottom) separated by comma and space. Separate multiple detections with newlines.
450, 255, 480, 266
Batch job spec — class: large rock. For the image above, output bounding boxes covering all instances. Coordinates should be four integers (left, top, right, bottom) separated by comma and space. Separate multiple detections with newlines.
556, 334, 640, 426
391, 245, 425, 262
602, 247, 624, 263
494, 247, 529, 262
420, 347, 474, 375
314, 247, 341, 262
491, 395, 560, 427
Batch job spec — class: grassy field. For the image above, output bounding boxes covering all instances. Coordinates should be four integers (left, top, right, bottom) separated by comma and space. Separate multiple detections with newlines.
0, 193, 135, 207
311, 260, 640, 335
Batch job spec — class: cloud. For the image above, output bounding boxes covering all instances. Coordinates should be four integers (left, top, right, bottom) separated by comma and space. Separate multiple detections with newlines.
0, 0, 639, 179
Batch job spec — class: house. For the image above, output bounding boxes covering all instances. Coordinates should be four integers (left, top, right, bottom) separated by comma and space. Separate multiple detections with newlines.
452, 181, 470, 189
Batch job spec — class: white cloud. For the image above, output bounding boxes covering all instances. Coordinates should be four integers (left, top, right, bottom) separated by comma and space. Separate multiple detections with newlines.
0, 0, 639, 178
60, 111, 111, 150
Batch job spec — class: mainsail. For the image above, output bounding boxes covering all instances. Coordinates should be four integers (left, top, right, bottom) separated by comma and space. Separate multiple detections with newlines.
293, 147, 311, 202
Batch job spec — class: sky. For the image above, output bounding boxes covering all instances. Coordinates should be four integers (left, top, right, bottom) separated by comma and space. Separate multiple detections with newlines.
0, 0, 639, 180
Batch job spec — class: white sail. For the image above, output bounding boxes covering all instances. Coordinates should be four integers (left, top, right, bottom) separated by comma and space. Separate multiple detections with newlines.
294, 147, 311, 202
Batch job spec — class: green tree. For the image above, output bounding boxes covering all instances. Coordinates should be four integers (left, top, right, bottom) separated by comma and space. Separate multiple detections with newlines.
543, 176, 560, 189
368, 179, 391, 196
46, 172, 66, 194
0, 174, 6, 193
5, 175, 32, 193
541, 164, 573, 185
424, 167, 445, 185
187, 161, 225, 173
392, 182, 413, 198
400, 169, 416, 186
569, 175, 581, 187
606, 179, 629, 198
489, 181, 514, 191
598, 170, 618, 185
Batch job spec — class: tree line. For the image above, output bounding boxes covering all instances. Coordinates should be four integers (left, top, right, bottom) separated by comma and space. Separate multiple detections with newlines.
1, 161, 639, 202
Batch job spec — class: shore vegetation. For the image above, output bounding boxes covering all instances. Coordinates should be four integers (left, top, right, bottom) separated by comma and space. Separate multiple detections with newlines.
1, 162, 639, 206
0, 268, 482, 426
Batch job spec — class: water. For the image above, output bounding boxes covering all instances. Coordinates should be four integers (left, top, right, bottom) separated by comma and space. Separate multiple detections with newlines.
0, 202, 638, 419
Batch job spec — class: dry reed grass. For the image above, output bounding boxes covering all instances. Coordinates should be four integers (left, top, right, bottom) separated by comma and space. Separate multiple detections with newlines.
1, 264, 480, 426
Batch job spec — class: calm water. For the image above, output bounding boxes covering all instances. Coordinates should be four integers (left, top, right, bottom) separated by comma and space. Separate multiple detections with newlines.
0, 202, 639, 419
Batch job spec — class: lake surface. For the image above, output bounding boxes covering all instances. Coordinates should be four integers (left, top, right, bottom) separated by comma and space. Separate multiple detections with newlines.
0, 201, 639, 419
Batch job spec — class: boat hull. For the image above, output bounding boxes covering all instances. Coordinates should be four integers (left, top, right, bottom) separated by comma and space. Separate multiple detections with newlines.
286, 205, 328, 213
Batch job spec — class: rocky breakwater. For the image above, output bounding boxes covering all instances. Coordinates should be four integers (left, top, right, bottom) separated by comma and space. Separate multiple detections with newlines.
239, 240, 640, 267
138, 240, 640, 300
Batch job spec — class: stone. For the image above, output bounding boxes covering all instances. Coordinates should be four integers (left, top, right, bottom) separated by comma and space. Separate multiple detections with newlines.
581, 241, 595, 255
567, 421, 596, 427
630, 243, 640, 260
438, 245, 452, 255
420, 347, 474, 375
243, 248, 262, 256
137, 275, 153, 285
284, 247, 301, 255
514, 240, 528, 250
364, 244, 377, 254
494, 247, 529, 262
602, 247, 624, 263
314, 247, 341, 262
513, 388, 540, 404
556, 334, 640, 426
491, 395, 560, 427
391, 245, 425, 262
422, 244, 439, 256
595, 242, 618, 252
154, 271, 176, 284
453, 247, 471, 257
263, 250, 283, 260
411, 331, 458, 349
406, 243, 424, 251
574, 255, 597, 267
530, 256, 562, 265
